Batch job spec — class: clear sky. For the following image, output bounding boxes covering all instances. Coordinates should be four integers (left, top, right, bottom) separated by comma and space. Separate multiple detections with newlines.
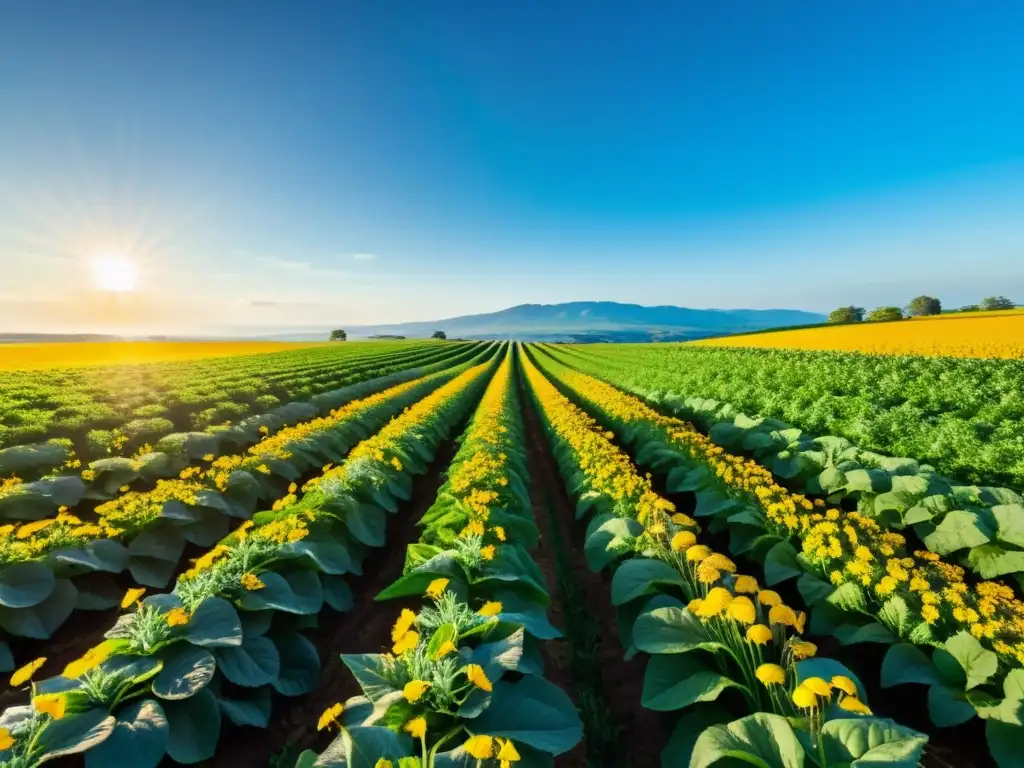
1, 2, 1022, 333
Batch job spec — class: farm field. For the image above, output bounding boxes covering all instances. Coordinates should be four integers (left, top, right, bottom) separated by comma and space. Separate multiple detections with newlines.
691, 309, 1024, 358
0, 336, 1021, 768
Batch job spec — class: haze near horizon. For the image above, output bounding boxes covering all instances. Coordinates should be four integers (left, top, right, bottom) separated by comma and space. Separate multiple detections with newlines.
1, 2, 1022, 335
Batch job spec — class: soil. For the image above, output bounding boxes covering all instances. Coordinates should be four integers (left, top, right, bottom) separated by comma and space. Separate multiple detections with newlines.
518, 380, 667, 768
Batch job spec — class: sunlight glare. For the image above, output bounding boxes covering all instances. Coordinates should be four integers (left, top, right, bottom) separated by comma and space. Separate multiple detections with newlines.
88, 255, 140, 292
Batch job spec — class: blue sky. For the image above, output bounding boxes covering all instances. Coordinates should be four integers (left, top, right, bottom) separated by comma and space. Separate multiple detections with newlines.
1, 1, 1022, 332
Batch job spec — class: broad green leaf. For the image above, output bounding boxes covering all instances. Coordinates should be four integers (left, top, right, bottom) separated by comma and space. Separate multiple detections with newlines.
944, 631, 998, 690
632, 599, 725, 655
641, 653, 743, 711
661, 708, 732, 768
987, 720, 1024, 768
215, 635, 280, 687
85, 699, 168, 768
583, 516, 643, 572
967, 545, 1024, 579
468, 676, 582, 755
820, 717, 927, 768
927, 684, 976, 728
342, 654, 399, 702
880, 644, 942, 689
610, 558, 686, 606
36, 707, 116, 763
185, 597, 242, 648
992, 505, 1024, 549
797, 573, 834, 606
763, 541, 801, 586
152, 645, 216, 700
923, 510, 992, 555
271, 631, 320, 696
691, 712, 805, 768
163, 687, 221, 764
826, 582, 868, 613
0, 562, 56, 609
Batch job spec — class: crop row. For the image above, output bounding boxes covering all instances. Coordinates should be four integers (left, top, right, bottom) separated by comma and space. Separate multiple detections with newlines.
0, 340, 476, 464
519, 345, 927, 767
549, 341, 1024, 489
0, 344, 496, 674
0, 349, 502, 766
302, 348, 581, 767
0, 342, 484, 524
527, 344, 1024, 767
540, 343, 1024, 589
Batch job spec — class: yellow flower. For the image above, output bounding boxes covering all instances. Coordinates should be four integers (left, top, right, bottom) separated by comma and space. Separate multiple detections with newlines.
494, 526, 507, 542
671, 530, 697, 552
33, 693, 66, 720
792, 684, 818, 709
393, 631, 419, 655
374, 761, 394, 768
240, 573, 265, 591
757, 590, 782, 607
498, 738, 521, 766
63, 644, 114, 679
671, 513, 696, 526
433, 640, 457, 659
404, 716, 427, 740
121, 587, 146, 609
317, 702, 344, 731
746, 624, 772, 645
392, 608, 417, 643
478, 601, 503, 617
10, 657, 46, 687
426, 578, 449, 599
686, 545, 712, 562
922, 605, 940, 624
768, 604, 797, 627
791, 641, 817, 659
727, 596, 756, 625
803, 676, 833, 700
839, 696, 872, 715
288, 482, 298, 494
403, 680, 431, 703
480, 545, 496, 561
0, 727, 12, 750
465, 663, 493, 692
733, 575, 758, 594
831, 675, 858, 696
695, 587, 733, 618
464, 734, 495, 759
755, 663, 786, 686
165, 608, 189, 627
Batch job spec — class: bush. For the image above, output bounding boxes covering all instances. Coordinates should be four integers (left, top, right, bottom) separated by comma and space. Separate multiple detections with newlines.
907, 295, 942, 316
827, 306, 865, 324
867, 306, 905, 322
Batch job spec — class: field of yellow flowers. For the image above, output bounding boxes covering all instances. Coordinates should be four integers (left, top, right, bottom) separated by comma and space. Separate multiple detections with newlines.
690, 309, 1024, 358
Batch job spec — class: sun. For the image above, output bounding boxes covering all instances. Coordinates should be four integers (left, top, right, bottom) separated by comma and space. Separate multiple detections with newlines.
88, 255, 140, 292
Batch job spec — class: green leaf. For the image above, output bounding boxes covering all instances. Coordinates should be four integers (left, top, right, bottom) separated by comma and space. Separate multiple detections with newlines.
215, 635, 280, 687
923, 510, 992, 555
944, 631, 998, 690
641, 653, 743, 711
927, 685, 977, 727
610, 558, 686, 606
967, 545, 1024, 579
427, 623, 459, 660
992, 505, 1024, 548
583, 515, 643, 572
346, 503, 388, 547
152, 644, 216, 700
763, 541, 802, 586
880, 644, 942, 689
271, 631, 320, 696
0, 562, 56, 609
826, 582, 868, 613
185, 597, 242, 648
322, 575, 354, 612
661, 708, 732, 768
163, 687, 221, 764
797, 573, 834, 606
85, 699, 168, 768
632, 598, 725, 655
820, 717, 927, 768
795, 658, 867, 701
844, 469, 891, 494
468, 676, 582, 755
216, 688, 272, 728
987, 720, 1024, 768
691, 712, 805, 768
832, 623, 896, 646
877, 596, 915, 639
342, 654, 399, 702
36, 707, 116, 763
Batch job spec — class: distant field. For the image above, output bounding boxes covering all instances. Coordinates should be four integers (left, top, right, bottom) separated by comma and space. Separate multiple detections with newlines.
0, 340, 336, 371
690, 309, 1024, 358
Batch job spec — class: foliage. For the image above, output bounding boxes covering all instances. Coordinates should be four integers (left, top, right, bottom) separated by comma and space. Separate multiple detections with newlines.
827, 307, 864, 324
867, 306, 904, 322
982, 296, 1016, 311
906, 296, 941, 317
328, 330, 347, 341
432, 331, 447, 340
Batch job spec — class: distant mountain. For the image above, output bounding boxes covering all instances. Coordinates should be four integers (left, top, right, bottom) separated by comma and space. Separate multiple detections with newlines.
261, 302, 826, 343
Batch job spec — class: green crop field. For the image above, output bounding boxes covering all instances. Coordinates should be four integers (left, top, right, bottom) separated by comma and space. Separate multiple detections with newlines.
0, 339, 1021, 768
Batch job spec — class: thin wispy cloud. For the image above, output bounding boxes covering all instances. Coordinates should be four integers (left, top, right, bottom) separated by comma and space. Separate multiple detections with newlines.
351, 253, 377, 261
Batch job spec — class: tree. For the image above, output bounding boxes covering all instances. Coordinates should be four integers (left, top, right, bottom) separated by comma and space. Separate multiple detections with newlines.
866, 306, 904, 322
329, 329, 347, 341
980, 296, 1015, 311
431, 330, 447, 340
827, 306, 865, 324
957, 305, 980, 313
906, 295, 942, 317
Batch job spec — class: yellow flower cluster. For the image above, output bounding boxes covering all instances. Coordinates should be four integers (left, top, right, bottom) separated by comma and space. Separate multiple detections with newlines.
553, 366, 1024, 666
521, 352, 674, 524
690, 310, 1024, 359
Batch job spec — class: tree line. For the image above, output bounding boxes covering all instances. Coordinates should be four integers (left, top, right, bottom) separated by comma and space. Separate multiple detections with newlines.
329, 329, 447, 340
828, 295, 1017, 324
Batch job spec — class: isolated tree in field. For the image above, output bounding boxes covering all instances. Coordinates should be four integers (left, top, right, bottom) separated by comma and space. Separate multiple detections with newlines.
867, 306, 904, 322
980, 296, 1015, 311
431, 330, 447, 340
329, 329, 347, 341
958, 305, 980, 313
907, 295, 942, 317
827, 306, 865, 324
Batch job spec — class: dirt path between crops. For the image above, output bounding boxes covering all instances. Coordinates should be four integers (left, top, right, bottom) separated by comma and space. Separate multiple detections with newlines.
213, 437, 463, 767
518, 377, 667, 768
